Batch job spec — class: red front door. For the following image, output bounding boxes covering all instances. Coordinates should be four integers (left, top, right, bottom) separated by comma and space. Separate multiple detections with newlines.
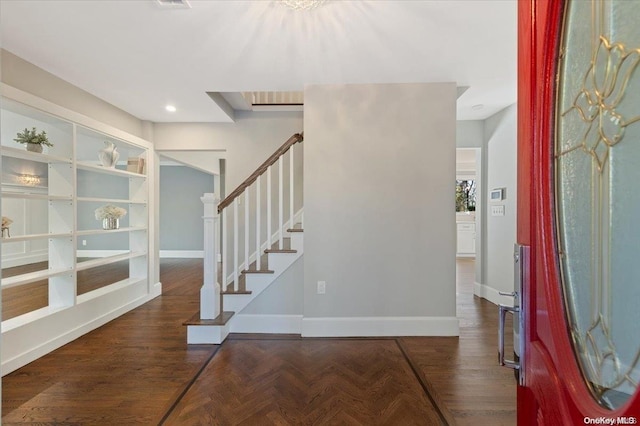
518, 0, 640, 423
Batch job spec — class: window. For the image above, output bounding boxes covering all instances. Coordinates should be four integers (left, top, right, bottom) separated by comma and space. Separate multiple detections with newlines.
456, 180, 476, 212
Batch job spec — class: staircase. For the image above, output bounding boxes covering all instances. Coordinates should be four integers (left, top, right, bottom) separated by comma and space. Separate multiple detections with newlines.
185, 133, 304, 344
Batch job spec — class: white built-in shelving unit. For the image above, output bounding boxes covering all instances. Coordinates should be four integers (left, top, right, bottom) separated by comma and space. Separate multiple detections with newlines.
0, 84, 158, 375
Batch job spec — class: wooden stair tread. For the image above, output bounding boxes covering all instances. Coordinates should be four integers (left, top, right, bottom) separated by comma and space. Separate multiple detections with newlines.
242, 269, 274, 274
183, 311, 234, 326
287, 228, 303, 233
264, 249, 297, 254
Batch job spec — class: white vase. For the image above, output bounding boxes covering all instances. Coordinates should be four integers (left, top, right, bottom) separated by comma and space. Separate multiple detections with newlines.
98, 141, 119, 168
102, 218, 119, 230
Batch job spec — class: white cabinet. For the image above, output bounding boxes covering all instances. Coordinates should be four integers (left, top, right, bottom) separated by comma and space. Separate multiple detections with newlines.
0, 85, 157, 375
457, 222, 476, 256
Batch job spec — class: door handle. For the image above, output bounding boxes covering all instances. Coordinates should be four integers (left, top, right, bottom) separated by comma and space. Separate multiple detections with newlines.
498, 304, 520, 370
497, 244, 529, 386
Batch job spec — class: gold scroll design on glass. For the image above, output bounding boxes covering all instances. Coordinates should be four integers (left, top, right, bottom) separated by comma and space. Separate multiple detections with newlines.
559, 35, 640, 397
560, 36, 640, 172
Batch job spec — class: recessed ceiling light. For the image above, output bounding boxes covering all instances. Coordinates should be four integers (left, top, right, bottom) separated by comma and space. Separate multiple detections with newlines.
165, 105, 177, 112
471, 104, 484, 111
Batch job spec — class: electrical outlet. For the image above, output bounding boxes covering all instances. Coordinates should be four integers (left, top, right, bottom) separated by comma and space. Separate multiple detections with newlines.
317, 281, 326, 295
82, 240, 87, 246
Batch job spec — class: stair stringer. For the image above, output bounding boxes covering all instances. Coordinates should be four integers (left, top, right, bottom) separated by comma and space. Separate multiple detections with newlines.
223, 231, 303, 314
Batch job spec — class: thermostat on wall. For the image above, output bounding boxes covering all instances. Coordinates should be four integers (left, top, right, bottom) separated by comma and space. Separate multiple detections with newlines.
490, 188, 505, 202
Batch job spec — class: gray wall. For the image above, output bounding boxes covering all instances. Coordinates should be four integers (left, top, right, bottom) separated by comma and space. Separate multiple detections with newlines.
154, 113, 304, 271
456, 120, 484, 148
153, 111, 303, 196
484, 104, 517, 295
1, 49, 143, 138
242, 257, 303, 315
159, 166, 215, 251
304, 83, 457, 319
77, 169, 129, 250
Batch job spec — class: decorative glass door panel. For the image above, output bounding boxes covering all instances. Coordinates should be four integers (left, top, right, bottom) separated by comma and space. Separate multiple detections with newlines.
555, 0, 640, 409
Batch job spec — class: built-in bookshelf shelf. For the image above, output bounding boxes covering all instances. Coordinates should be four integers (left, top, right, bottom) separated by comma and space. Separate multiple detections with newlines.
76, 197, 147, 205
1, 192, 72, 201
1, 232, 73, 243
76, 277, 146, 304
76, 226, 147, 236
75, 251, 147, 271
1, 146, 73, 164
76, 161, 146, 178
1, 267, 73, 289
1, 84, 153, 375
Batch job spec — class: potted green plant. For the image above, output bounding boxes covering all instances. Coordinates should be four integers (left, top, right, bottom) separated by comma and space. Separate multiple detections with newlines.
13, 127, 54, 153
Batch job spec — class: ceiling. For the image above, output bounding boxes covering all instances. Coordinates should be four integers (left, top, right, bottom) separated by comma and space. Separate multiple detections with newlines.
0, 0, 517, 123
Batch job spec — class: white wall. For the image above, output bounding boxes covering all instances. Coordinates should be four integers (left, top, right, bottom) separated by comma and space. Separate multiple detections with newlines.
303, 83, 458, 337
477, 104, 517, 305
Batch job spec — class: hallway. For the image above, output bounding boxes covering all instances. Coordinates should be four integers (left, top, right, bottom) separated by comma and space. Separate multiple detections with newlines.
2, 258, 516, 425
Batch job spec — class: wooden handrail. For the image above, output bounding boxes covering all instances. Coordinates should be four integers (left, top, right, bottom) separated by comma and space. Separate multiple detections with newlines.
218, 132, 303, 213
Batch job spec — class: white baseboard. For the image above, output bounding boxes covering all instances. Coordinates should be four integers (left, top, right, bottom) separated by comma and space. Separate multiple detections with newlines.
230, 314, 302, 334
159, 250, 204, 259
474, 281, 514, 307
301, 316, 459, 337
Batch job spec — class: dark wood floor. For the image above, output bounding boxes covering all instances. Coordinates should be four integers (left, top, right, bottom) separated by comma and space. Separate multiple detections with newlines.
1, 258, 516, 425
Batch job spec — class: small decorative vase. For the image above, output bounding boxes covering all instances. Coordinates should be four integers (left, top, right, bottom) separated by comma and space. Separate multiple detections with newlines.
26, 143, 43, 153
98, 141, 119, 168
102, 218, 119, 230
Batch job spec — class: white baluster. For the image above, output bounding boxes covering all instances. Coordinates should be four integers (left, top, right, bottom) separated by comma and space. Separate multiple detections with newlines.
233, 198, 239, 292
200, 193, 220, 320
289, 147, 294, 231
256, 175, 262, 270
222, 208, 228, 291
244, 189, 250, 272
267, 165, 272, 250
279, 156, 284, 249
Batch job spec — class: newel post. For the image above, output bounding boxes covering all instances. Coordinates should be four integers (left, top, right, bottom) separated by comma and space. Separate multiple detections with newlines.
200, 193, 220, 319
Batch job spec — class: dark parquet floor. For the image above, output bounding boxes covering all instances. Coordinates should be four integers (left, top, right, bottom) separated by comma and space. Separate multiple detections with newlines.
1, 258, 516, 425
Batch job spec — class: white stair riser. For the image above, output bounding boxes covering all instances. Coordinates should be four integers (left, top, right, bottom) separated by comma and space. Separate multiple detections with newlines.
223, 294, 253, 312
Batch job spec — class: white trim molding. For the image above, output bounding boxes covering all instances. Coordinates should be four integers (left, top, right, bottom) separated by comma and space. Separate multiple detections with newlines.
301, 316, 459, 337
230, 314, 302, 334
474, 281, 515, 307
